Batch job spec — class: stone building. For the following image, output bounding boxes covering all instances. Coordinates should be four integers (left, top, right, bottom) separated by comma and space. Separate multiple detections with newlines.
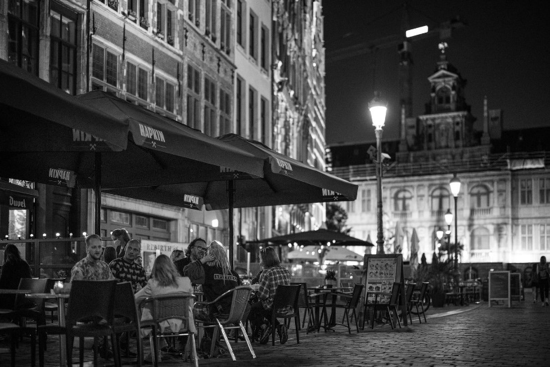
328, 48, 550, 276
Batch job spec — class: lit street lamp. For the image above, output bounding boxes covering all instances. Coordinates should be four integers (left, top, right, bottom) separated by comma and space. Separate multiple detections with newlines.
436, 227, 444, 250
449, 174, 462, 273
445, 208, 453, 256
369, 92, 388, 254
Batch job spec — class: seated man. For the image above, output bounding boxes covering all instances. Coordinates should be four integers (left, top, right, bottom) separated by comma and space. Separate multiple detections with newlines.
109, 239, 147, 293
248, 247, 290, 345
71, 234, 114, 282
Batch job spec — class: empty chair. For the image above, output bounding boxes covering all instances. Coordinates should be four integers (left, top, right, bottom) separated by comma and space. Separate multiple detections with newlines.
139, 294, 197, 367
195, 286, 255, 361
410, 282, 430, 323
329, 284, 364, 334
363, 282, 402, 329
404, 282, 417, 324
290, 282, 316, 333
0, 322, 36, 367
113, 282, 142, 367
269, 285, 301, 346
0, 278, 49, 326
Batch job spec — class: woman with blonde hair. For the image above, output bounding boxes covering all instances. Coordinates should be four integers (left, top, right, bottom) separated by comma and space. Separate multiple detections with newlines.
135, 254, 194, 361
183, 240, 241, 316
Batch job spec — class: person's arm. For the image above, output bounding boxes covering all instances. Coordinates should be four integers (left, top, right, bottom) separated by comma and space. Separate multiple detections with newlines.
183, 260, 206, 284
256, 270, 271, 301
134, 280, 152, 305
109, 261, 120, 282
70, 265, 83, 282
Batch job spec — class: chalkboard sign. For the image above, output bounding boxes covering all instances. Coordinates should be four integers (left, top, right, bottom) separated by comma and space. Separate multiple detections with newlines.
510, 273, 521, 302
489, 271, 511, 308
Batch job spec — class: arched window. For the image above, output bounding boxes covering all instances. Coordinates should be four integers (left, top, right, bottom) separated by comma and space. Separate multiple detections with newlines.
430, 187, 450, 212
393, 190, 413, 212
436, 87, 451, 105
470, 227, 491, 250
470, 185, 491, 208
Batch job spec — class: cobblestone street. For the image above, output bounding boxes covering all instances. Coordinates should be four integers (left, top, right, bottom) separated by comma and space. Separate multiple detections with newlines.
2, 300, 549, 366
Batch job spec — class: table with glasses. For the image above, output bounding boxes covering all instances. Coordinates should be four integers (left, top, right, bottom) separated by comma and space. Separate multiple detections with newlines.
27, 292, 70, 366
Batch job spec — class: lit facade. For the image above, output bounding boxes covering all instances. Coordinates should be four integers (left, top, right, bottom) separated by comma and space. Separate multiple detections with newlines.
328, 49, 550, 270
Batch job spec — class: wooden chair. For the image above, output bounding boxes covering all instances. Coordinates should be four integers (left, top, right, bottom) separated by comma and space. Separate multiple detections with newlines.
269, 285, 301, 346
324, 284, 364, 334
0, 322, 36, 367
410, 282, 430, 323
404, 282, 417, 324
139, 294, 198, 367
195, 286, 255, 361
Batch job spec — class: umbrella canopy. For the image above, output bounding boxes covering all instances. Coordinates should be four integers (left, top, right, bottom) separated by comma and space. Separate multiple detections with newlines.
288, 246, 362, 262
410, 228, 420, 271
259, 228, 374, 247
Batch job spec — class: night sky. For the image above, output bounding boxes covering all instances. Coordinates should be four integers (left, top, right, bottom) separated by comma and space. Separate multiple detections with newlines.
323, 0, 550, 145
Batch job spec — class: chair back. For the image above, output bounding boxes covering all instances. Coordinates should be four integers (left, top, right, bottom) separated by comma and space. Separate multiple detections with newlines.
272, 285, 300, 313
114, 282, 140, 325
389, 282, 401, 306
416, 282, 429, 301
405, 283, 416, 305
221, 286, 253, 325
345, 284, 365, 308
66, 280, 117, 326
290, 282, 309, 308
15, 278, 48, 310
150, 294, 194, 326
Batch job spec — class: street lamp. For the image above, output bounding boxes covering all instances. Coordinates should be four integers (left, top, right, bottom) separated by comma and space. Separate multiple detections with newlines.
369, 91, 388, 254
449, 174, 461, 273
444, 208, 453, 255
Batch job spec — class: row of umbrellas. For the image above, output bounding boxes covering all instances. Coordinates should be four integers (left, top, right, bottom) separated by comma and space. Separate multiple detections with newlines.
0, 59, 358, 267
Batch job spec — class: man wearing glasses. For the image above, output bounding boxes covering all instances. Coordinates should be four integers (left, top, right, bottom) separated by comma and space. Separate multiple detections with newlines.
174, 238, 208, 276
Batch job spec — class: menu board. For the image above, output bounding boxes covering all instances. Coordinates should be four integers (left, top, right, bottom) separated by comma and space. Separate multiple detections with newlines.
489, 271, 510, 307
510, 273, 521, 302
364, 255, 402, 304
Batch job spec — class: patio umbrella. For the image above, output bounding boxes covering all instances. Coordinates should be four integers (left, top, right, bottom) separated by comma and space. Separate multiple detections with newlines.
410, 228, 420, 272
288, 246, 362, 262
394, 221, 404, 254
258, 228, 373, 247
104, 134, 359, 267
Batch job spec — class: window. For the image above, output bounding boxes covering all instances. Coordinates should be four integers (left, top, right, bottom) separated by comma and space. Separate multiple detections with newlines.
127, 0, 149, 29
165, 82, 175, 113
155, 77, 165, 107
138, 68, 148, 100
92, 44, 118, 87
471, 227, 490, 250
50, 4, 78, 94
520, 179, 532, 205
361, 189, 371, 212
430, 187, 450, 212
437, 87, 451, 105
188, 0, 201, 26
152, 218, 168, 231
249, 12, 257, 60
205, 0, 217, 40
521, 224, 533, 251
156, 1, 175, 45
540, 225, 550, 251
236, 76, 244, 135
135, 215, 149, 228
540, 178, 550, 204
236, 0, 245, 47
187, 64, 201, 129
8, 0, 40, 75
220, 3, 231, 54
126, 62, 137, 95
248, 87, 256, 139
394, 190, 412, 212
470, 185, 491, 208
204, 77, 216, 136
347, 200, 356, 214
220, 89, 231, 136
260, 96, 268, 144
110, 210, 131, 225
260, 25, 269, 70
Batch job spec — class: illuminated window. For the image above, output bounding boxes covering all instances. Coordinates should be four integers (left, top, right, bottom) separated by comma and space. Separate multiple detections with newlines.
470, 185, 491, 208
520, 179, 532, 205
430, 187, 450, 212
540, 178, 550, 204
521, 224, 533, 250
394, 190, 412, 212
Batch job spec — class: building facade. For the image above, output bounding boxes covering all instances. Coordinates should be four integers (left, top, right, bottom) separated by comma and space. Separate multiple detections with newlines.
328, 48, 550, 272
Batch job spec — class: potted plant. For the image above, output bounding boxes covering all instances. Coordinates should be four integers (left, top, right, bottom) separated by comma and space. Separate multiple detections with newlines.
429, 252, 453, 307
325, 269, 337, 287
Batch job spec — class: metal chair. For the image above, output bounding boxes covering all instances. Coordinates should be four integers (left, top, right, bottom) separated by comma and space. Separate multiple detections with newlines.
113, 282, 142, 367
410, 282, 429, 323
139, 293, 198, 367
0, 322, 36, 367
363, 282, 402, 329
0, 278, 49, 327
333, 284, 364, 333
290, 282, 316, 333
269, 285, 301, 346
195, 286, 255, 361
404, 282, 417, 324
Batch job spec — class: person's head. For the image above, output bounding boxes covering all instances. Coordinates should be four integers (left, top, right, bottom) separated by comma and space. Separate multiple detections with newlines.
4, 244, 22, 263
186, 238, 207, 261
260, 247, 280, 268
85, 234, 103, 261
170, 249, 184, 262
541, 256, 547, 265
111, 228, 131, 247
124, 239, 141, 262
151, 254, 179, 287
207, 241, 231, 281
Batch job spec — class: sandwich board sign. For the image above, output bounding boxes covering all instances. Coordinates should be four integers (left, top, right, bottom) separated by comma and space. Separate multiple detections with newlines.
489, 270, 510, 307
510, 273, 521, 303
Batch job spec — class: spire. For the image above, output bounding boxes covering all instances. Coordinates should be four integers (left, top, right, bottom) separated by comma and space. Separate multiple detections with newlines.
481, 96, 490, 144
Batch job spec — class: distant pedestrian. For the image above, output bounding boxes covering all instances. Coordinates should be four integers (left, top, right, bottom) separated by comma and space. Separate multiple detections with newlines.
537, 256, 549, 306
531, 263, 539, 303
111, 228, 131, 258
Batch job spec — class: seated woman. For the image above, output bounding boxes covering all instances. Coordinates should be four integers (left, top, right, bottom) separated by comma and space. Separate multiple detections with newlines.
0, 244, 32, 309
248, 247, 291, 345
135, 254, 194, 362
183, 241, 241, 317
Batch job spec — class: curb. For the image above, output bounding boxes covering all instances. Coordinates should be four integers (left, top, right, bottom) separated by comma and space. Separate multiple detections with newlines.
427, 303, 483, 319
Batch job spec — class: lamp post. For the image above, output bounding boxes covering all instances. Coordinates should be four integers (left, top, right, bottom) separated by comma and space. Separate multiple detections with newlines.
449, 174, 462, 273
436, 227, 444, 249
444, 209, 453, 258
369, 92, 388, 254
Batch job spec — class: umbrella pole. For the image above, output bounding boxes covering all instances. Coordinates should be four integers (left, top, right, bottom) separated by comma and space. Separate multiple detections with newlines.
228, 180, 235, 270
94, 153, 101, 235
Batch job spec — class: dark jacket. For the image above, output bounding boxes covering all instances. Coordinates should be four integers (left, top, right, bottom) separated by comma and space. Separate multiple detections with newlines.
174, 257, 192, 277
0, 259, 32, 308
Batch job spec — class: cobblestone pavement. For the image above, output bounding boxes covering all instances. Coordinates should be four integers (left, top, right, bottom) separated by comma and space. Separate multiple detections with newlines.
2, 300, 549, 366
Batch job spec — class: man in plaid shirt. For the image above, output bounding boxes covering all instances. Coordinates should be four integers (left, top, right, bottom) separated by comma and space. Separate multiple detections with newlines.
249, 247, 291, 345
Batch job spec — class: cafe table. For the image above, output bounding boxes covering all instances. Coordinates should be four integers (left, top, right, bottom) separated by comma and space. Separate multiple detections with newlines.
27, 292, 70, 366
308, 287, 351, 331
364, 290, 391, 329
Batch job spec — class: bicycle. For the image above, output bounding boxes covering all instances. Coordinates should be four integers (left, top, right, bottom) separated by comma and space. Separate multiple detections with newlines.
409, 285, 431, 315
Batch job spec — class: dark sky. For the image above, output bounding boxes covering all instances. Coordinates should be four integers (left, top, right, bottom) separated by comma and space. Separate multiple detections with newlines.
323, 0, 550, 145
